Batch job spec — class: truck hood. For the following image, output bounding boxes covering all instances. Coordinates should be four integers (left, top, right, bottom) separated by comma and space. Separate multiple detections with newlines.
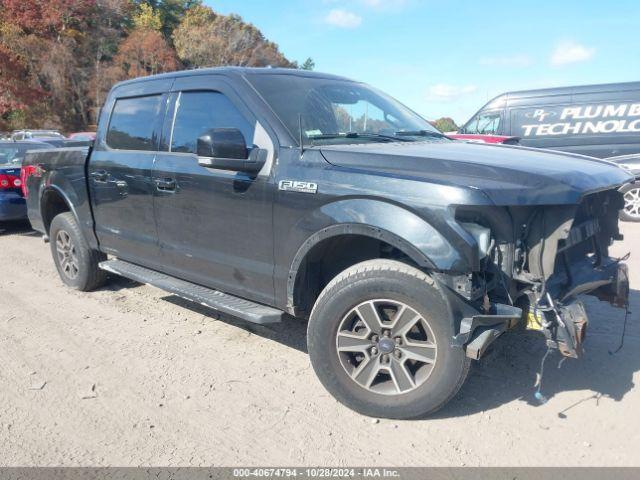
319, 141, 633, 205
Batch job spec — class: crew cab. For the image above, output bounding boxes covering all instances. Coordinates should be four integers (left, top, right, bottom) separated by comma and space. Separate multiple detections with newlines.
23, 68, 632, 419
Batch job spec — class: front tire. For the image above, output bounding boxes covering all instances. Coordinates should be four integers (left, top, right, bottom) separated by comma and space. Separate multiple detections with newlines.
620, 183, 640, 222
49, 212, 107, 291
307, 259, 470, 419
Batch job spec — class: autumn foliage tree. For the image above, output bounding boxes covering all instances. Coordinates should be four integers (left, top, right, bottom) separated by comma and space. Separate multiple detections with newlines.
133, 0, 199, 38
172, 5, 294, 69
0, 43, 42, 122
0, 0, 101, 129
113, 28, 179, 77
1, 0, 96, 38
110, 5, 179, 79
0, 0, 309, 131
433, 117, 458, 132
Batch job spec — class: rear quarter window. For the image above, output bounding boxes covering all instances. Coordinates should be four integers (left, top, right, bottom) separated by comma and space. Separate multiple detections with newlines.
106, 95, 163, 151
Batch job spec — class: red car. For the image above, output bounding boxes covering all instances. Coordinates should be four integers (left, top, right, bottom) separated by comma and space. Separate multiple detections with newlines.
68, 131, 96, 141
447, 133, 520, 145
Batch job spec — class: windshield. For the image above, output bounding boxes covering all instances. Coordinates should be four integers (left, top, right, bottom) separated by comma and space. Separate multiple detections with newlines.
0, 147, 24, 166
247, 74, 443, 145
462, 111, 502, 135
0, 144, 47, 166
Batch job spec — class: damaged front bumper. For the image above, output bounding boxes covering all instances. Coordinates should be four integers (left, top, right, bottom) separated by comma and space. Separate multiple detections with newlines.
542, 260, 629, 358
442, 256, 630, 361
446, 186, 632, 361
452, 303, 522, 360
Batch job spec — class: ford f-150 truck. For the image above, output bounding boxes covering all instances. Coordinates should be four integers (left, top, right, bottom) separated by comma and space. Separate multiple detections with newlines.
23, 68, 632, 419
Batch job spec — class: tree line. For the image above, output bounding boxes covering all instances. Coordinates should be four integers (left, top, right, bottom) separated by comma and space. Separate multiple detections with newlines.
0, 0, 314, 132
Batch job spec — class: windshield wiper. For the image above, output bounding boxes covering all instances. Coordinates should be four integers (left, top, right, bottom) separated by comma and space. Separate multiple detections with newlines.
308, 132, 413, 143
394, 130, 449, 139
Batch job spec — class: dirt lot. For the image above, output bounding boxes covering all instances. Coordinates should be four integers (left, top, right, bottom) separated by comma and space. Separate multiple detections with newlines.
0, 220, 638, 467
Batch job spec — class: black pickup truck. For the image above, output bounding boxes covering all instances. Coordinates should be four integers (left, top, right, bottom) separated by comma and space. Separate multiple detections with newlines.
23, 68, 632, 419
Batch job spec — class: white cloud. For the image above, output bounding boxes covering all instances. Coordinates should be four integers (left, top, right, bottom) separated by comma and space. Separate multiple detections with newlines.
479, 54, 532, 68
360, 0, 408, 10
427, 84, 478, 102
550, 41, 595, 66
325, 9, 362, 28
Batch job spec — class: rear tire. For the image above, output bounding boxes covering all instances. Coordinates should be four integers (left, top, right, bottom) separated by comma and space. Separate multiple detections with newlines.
620, 183, 640, 222
307, 259, 470, 419
49, 212, 107, 291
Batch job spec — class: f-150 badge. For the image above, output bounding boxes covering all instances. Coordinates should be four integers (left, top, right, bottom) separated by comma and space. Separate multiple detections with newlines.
278, 180, 318, 194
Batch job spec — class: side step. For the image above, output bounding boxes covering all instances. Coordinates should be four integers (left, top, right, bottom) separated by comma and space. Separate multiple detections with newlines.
99, 259, 283, 324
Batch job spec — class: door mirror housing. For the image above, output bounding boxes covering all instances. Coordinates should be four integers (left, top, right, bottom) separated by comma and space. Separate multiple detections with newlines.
197, 128, 248, 160
197, 128, 265, 174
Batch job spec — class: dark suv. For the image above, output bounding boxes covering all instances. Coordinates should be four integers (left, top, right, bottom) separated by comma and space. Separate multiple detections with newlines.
23, 68, 632, 418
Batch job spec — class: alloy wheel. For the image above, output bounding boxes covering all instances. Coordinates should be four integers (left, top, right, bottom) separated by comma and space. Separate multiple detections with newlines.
623, 187, 640, 220
55, 230, 80, 280
335, 299, 438, 395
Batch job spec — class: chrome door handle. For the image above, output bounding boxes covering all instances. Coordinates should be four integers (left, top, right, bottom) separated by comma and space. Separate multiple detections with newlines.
155, 178, 177, 192
90, 170, 108, 182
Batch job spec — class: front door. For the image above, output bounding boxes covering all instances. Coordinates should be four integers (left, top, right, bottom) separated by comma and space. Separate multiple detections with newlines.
89, 86, 170, 268
153, 76, 276, 305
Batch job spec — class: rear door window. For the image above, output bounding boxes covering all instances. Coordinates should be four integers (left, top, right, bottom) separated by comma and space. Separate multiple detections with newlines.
170, 91, 255, 154
106, 95, 163, 151
463, 111, 502, 134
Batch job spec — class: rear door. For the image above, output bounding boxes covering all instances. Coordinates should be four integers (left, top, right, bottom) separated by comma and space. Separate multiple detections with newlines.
89, 79, 172, 268
152, 75, 277, 305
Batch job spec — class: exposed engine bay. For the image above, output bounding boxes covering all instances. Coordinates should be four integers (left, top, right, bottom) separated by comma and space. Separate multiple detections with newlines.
450, 187, 630, 360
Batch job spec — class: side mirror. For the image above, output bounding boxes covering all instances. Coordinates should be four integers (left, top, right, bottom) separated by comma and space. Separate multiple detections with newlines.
197, 128, 265, 174
197, 128, 248, 160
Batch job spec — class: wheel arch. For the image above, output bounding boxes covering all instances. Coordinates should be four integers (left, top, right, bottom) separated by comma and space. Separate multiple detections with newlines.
40, 185, 78, 235
287, 225, 434, 315
286, 199, 468, 317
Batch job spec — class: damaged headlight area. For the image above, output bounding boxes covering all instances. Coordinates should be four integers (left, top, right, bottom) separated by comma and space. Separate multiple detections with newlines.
440, 189, 629, 361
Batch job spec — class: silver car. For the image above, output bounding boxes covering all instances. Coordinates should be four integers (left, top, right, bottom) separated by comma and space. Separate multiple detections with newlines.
608, 154, 640, 221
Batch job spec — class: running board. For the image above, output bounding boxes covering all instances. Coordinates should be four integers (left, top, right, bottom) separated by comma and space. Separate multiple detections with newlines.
99, 259, 283, 324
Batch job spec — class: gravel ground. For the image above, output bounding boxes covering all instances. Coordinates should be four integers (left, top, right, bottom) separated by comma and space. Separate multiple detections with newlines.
0, 220, 638, 466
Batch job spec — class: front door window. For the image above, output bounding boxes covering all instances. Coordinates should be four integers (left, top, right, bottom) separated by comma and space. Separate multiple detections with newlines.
170, 91, 255, 154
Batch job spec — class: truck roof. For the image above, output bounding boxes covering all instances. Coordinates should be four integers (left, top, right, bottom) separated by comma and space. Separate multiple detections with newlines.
504, 80, 640, 98
113, 67, 354, 90
482, 80, 640, 109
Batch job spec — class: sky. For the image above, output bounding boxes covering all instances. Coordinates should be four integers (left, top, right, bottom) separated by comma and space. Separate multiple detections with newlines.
206, 0, 640, 125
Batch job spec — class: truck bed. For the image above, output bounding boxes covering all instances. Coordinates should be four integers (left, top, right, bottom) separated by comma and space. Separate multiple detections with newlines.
22, 146, 92, 239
